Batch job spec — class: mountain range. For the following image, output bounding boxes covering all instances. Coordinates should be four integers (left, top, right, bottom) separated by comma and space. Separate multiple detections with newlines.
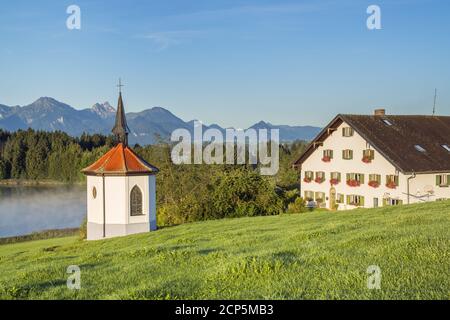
0, 97, 321, 145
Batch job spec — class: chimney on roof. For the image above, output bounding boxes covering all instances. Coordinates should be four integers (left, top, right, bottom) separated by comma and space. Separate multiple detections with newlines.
374, 109, 386, 116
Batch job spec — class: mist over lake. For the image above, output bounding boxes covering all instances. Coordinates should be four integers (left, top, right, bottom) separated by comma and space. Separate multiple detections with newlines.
0, 185, 86, 238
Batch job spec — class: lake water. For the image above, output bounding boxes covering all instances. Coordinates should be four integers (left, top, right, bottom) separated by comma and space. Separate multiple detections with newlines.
0, 185, 86, 238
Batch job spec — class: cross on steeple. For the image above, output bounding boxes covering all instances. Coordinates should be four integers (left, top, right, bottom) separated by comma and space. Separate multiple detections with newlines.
117, 78, 124, 93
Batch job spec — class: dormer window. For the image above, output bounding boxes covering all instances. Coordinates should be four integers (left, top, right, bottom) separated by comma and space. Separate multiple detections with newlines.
441, 144, 450, 152
382, 119, 393, 126
342, 127, 354, 137
414, 145, 426, 153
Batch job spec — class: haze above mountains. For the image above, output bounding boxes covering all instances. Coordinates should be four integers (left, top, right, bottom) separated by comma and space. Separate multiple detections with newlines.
0, 97, 321, 145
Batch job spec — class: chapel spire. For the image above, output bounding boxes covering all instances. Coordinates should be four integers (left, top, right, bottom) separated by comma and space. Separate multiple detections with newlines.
112, 78, 130, 146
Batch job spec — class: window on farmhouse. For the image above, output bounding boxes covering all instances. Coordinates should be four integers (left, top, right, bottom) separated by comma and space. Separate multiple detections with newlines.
322, 149, 333, 161
315, 192, 325, 203
330, 172, 341, 181
386, 175, 399, 188
342, 149, 353, 160
362, 149, 375, 162
336, 193, 344, 204
304, 191, 314, 201
130, 185, 143, 216
346, 195, 364, 206
436, 174, 450, 187
342, 127, 354, 137
304, 171, 314, 183
368, 174, 381, 188
347, 173, 364, 185
384, 198, 403, 206
315, 171, 325, 183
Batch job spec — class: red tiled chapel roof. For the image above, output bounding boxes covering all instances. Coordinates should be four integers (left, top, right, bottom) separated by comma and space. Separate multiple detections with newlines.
82, 143, 159, 176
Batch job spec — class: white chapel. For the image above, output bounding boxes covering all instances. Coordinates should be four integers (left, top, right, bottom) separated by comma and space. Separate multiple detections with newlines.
81, 84, 159, 240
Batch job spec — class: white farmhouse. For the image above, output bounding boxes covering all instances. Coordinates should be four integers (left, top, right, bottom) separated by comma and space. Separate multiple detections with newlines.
82, 87, 159, 240
293, 109, 450, 210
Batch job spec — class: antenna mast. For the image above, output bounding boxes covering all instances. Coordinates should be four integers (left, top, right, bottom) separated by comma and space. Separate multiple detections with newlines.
432, 88, 437, 116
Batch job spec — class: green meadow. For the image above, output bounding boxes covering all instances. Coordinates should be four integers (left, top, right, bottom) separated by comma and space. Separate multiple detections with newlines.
0, 201, 449, 300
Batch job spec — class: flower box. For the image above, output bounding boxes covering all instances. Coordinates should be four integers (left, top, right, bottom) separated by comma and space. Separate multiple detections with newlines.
330, 178, 340, 186
368, 180, 380, 188
362, 156, 372, 163
321, 156, 331, 163
346, 179, 361, 187
315, 177, 325, 184
386, 181, 397, 189
303, 177, 312, 183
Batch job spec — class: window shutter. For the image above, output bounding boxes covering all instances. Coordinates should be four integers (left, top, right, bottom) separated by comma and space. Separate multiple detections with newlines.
342, 150, 345, 159
330, 150, 333, 159
346, 173, 350, 181
383, 198, 388, 206
360, 174, 365, 184
349, 150, 353, 159
360, 196, 365, 207
377, 175, 381, 183
370, 149, 375, 159
346, 195, 351, 204
395, 176, 399, 186
436, 175, 440, 186
337, 172, 341, 182
447, 175, 450, 186
340, 194, 344, 203
398, 199, 403, 205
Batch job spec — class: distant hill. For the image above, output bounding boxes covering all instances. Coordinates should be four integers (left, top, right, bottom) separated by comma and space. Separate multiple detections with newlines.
0, 97, 321, 145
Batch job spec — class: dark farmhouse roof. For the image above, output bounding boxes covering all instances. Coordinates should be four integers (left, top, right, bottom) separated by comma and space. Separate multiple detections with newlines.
294, 114, 450, 174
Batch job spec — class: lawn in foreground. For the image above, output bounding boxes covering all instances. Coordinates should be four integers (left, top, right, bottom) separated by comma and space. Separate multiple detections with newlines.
0, 201, 449, 299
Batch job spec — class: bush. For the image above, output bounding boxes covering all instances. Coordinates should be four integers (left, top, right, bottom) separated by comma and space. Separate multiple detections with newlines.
157, 168, 284, 227
286, 197, 306, 213
211, 168, 283, 218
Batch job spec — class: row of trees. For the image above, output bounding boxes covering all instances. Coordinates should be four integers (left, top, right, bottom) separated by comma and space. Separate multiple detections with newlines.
0, 129, 308, 225
0, 129, 113, 182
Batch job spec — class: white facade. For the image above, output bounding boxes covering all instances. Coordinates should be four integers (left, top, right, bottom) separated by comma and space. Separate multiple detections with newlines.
300, 121, 450, 210
86, 174, 157, 240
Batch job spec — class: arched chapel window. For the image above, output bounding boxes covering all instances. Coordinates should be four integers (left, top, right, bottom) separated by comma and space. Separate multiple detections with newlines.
130, 185, 143, 216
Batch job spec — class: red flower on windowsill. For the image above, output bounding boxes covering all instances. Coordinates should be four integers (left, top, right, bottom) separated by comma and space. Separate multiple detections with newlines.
386, 181, 397, 189
303, 177, 312, 183
362, 156, 372, 163
321, 156, 331, 162
315, 177, 325, 184
346, 179, 361, 187
368, 180, 380, 188
330, 178, 340, 185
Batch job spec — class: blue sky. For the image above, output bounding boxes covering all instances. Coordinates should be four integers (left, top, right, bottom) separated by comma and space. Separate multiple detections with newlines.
1, 0, 449, 128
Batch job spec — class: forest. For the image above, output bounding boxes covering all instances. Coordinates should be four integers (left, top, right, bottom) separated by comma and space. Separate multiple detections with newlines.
0, 128, 308, 226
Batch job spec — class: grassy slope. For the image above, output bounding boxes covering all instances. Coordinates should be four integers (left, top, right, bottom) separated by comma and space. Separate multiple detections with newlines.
0, 201, 449, 300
